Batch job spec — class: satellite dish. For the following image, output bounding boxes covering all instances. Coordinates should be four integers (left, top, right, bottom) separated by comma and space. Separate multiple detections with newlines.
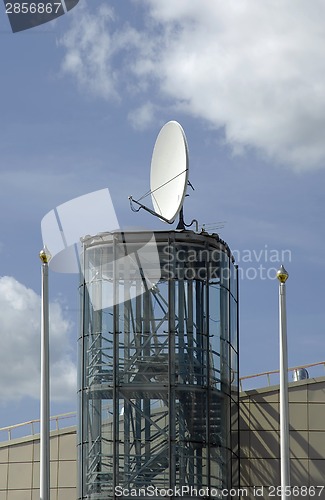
150, 121, 189, 223
129, 120, 193, 227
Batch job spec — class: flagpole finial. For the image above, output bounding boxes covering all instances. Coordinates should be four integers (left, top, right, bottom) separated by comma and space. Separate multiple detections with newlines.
277, 265, 289, 283
39, 246, 52, 264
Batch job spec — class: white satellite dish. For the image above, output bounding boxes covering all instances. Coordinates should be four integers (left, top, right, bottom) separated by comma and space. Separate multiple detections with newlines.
129, 120, 189, 225
150, 121, 189, 223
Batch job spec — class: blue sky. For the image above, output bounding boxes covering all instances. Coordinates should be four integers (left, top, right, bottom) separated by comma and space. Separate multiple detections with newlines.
0, 0, 325, 429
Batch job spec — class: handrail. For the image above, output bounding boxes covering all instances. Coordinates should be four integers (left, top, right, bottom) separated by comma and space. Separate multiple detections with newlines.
0, 411, 77, 442
239, 361, 325, 391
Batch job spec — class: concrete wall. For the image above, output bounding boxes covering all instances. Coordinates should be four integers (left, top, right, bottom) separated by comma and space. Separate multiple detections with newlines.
0, 427, 76, 500
240, 376, 325, 499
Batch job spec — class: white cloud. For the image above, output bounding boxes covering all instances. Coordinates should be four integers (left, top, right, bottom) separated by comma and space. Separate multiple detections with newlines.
59, 3, 119, 101
128, 102, 156, 130
0, 276, 76, 403
59, 0, 325, 171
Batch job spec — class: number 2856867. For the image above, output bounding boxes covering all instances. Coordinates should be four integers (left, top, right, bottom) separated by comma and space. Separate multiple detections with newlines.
6, 2, 62, 14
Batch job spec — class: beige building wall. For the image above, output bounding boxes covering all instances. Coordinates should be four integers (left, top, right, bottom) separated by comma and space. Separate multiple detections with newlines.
240, 376, 325, 499
0, 376, 324, 499
0, 427, 76, 500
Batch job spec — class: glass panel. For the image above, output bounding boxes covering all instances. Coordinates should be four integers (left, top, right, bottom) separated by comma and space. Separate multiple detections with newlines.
230, 296, 238, 352
231, 454, 240, 487
175, 389, 209, 488
220, 252, 230, 291
118, 393, 169, 489
230, 346, 239, 395
220, 286, 229, 342
230, 262, 238, 301
210, 453, 223, 490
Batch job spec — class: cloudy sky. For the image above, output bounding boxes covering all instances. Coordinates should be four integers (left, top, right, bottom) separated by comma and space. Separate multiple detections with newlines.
0, 0, 325, 429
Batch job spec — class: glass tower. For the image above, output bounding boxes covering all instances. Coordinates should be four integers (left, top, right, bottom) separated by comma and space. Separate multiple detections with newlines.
78, 230, 239, 499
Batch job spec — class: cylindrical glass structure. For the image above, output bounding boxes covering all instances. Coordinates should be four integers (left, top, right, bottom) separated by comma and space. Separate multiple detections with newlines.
78, 230, 239, 499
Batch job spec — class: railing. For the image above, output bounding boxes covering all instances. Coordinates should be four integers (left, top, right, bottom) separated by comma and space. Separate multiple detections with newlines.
1, 361, 324, 443
0, 411, 77, 442
239, 361, 325, 391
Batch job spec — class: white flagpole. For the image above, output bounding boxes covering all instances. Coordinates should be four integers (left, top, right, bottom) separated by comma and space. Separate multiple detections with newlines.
277, 265, 290, 500
40, 247, 51, 500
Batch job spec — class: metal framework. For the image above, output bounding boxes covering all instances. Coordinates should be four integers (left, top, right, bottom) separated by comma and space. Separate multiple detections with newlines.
78, 231, 239, 499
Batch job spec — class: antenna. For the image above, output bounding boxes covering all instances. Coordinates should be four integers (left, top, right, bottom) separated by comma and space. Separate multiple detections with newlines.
129, 121, 189, 225
201, 221, 227, 233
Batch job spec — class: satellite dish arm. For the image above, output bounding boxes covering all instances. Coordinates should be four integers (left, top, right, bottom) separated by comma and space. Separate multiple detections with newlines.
176, 206, 198, 232
128, 196, 173, 224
